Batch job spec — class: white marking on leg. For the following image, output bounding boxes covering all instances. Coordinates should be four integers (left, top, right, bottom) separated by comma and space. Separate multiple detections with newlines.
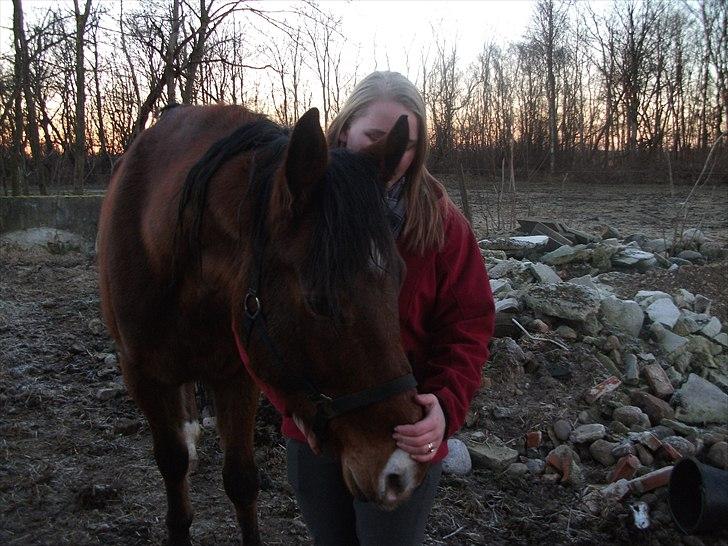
182, 421, 201, 474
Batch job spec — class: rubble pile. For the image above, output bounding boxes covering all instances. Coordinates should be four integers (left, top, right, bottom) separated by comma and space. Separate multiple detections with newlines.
445, 220, 728, 530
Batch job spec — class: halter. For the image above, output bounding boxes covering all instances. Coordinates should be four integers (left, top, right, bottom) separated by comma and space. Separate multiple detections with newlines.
240, 168, 417, 445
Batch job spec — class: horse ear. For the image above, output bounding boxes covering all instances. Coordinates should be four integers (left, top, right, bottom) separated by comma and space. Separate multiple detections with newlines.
366, 115, 409, 184
284, 108, 328, 203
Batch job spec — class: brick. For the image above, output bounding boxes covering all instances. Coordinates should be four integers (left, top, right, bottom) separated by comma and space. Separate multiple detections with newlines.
526, 431, 542, 449
585, 376, 622, 404
660, 442, 683, 462
609, 455, 641, 482
629, 390, 675, 424
629, 466, 673, 494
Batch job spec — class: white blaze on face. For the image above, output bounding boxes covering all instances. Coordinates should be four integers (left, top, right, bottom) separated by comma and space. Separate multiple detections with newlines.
181, 421, 201, 474
379, 448, 418, 506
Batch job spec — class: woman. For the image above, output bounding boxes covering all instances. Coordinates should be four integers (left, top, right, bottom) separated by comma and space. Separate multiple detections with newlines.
284, 71, 495, 545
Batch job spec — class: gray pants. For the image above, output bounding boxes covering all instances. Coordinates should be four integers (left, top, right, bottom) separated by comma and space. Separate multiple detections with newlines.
286, 439, 442, 546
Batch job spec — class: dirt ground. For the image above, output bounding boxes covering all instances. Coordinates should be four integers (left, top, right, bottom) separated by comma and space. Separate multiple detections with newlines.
2, 181, 727, 545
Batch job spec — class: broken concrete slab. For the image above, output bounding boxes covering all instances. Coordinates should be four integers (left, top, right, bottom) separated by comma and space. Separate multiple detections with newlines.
673, 373, 728, 425
599, 297, 644, 337
645, 299, 681, 328
541, 244, 591, 266
524, 283, 601, 322
527, 262, 562, 284
650, 323, 688, 354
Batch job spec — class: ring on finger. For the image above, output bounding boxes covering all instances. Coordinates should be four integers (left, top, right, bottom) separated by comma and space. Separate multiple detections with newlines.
427, 442, 435, 453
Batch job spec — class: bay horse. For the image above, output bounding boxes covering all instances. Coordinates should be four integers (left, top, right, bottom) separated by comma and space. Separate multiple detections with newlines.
97, 104, 428, 544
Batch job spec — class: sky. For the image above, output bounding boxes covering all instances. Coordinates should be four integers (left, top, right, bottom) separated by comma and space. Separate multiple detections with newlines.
0, 0, 537, 70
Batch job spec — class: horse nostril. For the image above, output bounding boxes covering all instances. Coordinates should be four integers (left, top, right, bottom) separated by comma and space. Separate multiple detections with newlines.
385, 472, 404, 497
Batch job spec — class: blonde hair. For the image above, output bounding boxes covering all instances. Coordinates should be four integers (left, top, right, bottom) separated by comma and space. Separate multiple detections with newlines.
326, 71, 446, 255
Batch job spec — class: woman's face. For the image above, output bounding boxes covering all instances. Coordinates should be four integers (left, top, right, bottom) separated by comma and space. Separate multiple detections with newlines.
340, 99, 419, 188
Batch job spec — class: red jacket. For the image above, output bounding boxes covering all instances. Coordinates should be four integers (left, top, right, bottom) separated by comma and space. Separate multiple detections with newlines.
233, 198, 495, 463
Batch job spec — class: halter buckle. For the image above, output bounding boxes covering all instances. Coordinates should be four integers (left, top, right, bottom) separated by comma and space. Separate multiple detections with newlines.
243, 291, 261, 319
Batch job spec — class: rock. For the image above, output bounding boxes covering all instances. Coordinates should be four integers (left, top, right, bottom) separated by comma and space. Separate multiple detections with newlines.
96, 387, 125, 401
553, 419, 572, 441
645, 299, 681, 328
693, 295, 712, 315
583, 479, 631, 514
600, 225, 621, 239
490, 278, 513, 296
495, 298, 521, 313
88, 318, 105, 335
707, 442, 728, 469
556, 325, 578, 340
591, 245, 616, 271
665, 366, 683, 387
700, 242, 726, 261
103, 354, 118, 368
524, 283, 601, 322
526, 458, 546, 474
673, 374, 728, 424
531, 319, 550, 333
629, 431, 664, 451
590, 439, 618, 466
643, 364, 675, 398
0, 227, 87, 251
468, 442, 519, 471
598, 297, 645, 338
492, 406, 513, 419
569, 423, 607, 444
635, 290, 672, 308
442, 439, 472, 475
613, 406, 650, 428
624, 354, 640, 385
673, 289, 696, 309
680, 228, 706, 247
603, 335, 621, 352
479, 235, 549, 253
528, 262, 562, 284
613, 248, 656, 268
643, 238, 668, 253
610, 421, 630, 435
674, 314, 702, 336
541, 244, 591, 266
629, 391, 675, 424
650, 323, 688, 354
506, 462, 529, 477
662, 436, 696, 458
635, 443, 655, 466
658, 419, 698, 437
611, 442, 636, 458
714, 332, 728, 348
113, 418, 141, 435
202, 416, 216, 429
677, 249, 705, 263
700, 317, 722, 339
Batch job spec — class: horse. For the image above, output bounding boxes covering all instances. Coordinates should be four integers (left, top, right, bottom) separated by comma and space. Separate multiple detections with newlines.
97, 104, 429, 545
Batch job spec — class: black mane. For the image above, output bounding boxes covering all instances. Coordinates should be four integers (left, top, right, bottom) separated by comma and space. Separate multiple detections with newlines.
176, 118, 398, 318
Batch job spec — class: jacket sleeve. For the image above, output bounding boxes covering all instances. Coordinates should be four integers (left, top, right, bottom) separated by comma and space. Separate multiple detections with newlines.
418, 207, 495, 439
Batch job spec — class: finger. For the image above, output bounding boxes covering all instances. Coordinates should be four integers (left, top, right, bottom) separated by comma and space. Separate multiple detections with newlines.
394, 431, 439, 448
414, 393, 437, 407
394, 419, 433, 436
396, 439, 438, 456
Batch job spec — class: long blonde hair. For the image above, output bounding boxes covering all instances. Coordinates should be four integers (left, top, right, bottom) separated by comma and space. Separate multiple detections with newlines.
326, 71, 446, 255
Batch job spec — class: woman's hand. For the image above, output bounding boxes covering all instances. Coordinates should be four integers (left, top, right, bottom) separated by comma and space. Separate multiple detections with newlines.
392, 393, 446, 462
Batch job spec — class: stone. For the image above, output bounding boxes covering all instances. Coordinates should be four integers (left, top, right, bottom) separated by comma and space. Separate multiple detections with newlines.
610, 421, 630, 435
506, 462, 529, 477
610, 455, 641, 482
714, 333, 728, 348
531, 319, 550, 333
596, 354, 622, 378
673, 289, 696, 309
643, 238, 668, 253
600, 225, 621, 239
629, 391, 675, 425
495, 298, 521, 313
96, 387, 125, 401
612, 442, 636, 458
468, 442, 519, 471
489, 278, 512, 295
659, 442, 683, 462
202, 416, 216, 429
526, 458, 546, 474
553, 419, 572, 441
701, 317, 722, 339
643, 364, 675, 398
693, 295, 712, 315
635, 443, 654, 466
658, 419, 698, 437
624, 354, 639, 385
707, 442, 728, 469
645, 299, 681, 328
628, 466, 673, 494
545, 445, 583, 485
528, 262, 562, 284
700, 242, 726, 261
103, 353, 118, 368
635, 291, 672, 308
665, 366, 683, 387
603, 335, 621, 352
570, 423, 607, 444
492, 406, 513, 419
442, 439, 472, 476
113, 418, 141, 435
673, 374, 728, 424
541, 244, 591, 266
556, 325, 578, 340
680, 228, 706, 247
599, 297, 645, 337
590, 439, 618, 466
678, 249, 705, 263
585, 376, 622, 404
524, 283, 601, 322
613, 406, 650, 428
674, 314, 701, 336
662, 436, 696, 458
591, 245, 617, 271
583, 479, 631, 514
613, 248, 656, 267
650, 323, 688, 354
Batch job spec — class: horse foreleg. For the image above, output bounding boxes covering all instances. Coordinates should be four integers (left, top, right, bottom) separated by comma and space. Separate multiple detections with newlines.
211, 371, 261, 545
131, 377, 197, 546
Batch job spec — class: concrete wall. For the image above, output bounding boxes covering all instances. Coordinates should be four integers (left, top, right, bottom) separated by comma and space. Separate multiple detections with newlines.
0, 195, 105, 241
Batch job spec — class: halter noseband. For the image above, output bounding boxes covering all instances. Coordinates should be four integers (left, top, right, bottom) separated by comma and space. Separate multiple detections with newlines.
241, 176, 417, 445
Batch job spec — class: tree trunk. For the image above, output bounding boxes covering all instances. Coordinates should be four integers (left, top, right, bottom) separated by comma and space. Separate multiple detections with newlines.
73, 0, 92, 195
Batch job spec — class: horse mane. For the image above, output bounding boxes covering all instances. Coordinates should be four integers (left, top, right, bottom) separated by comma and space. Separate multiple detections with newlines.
175, 117, 398, 319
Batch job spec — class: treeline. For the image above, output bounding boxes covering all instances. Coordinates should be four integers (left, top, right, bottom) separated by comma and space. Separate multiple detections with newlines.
1, 0, 726, 195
